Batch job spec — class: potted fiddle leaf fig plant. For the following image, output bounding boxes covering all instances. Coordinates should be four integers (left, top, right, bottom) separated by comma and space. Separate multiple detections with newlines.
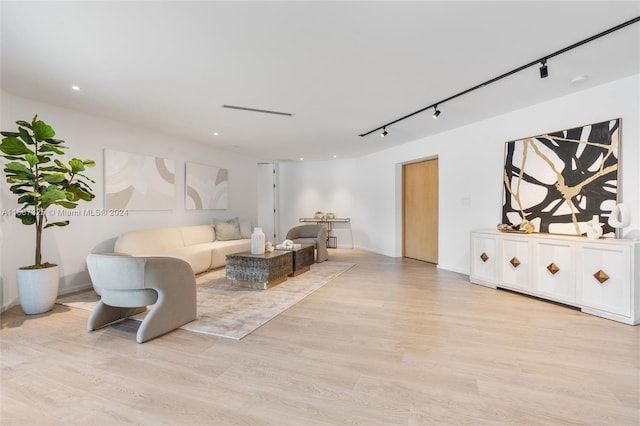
1, 115, 96, 314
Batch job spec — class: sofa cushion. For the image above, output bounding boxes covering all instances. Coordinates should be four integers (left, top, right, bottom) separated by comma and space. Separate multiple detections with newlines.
179, 225, 215, 246
214, 217, 242, 241
114, 227, 183, 255
159, 245, 214, 274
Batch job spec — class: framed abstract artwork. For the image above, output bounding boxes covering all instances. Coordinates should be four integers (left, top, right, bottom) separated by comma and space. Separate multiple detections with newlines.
104, 149, 175, 210
502, 119, 620, 237
185, 162, 229, 210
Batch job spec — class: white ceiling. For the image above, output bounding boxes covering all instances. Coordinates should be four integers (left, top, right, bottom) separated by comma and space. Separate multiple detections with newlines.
2, 1, 639, 162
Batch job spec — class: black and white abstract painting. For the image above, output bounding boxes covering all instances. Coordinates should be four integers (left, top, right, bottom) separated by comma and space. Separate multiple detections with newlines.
502, 119, 620, 237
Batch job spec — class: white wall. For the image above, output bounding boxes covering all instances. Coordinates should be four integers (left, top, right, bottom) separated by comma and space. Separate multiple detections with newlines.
1, 92, 259, 310
278, 159, 358, 247
279, 74, 640, 274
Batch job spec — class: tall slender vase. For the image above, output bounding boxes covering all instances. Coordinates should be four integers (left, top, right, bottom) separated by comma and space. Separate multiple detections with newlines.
251, 227, 266, 255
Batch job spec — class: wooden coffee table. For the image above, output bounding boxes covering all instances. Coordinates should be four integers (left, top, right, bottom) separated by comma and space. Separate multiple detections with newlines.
289, 244, 314, 276
225, 250, 293, 290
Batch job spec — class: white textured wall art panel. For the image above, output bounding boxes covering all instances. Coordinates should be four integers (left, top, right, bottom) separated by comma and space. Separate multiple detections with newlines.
185, 162, 228, 210
104, 149, 175, 210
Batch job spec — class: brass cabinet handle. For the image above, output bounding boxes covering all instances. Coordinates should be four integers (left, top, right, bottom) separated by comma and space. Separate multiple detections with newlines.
593, 270, 610, 284
510, 257, 521, 268
480, 252, 489, 263
547, 263, 560, 275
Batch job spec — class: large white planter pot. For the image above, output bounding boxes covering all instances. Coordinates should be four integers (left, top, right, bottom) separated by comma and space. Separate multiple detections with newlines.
17, 266, 59, 315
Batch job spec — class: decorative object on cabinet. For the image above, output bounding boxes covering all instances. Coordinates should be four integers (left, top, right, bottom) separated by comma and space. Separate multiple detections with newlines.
470, 230, 640, 325
105, 149, 175, 210
185, 162, 228, 210
314, 211, 323, 219
608, 203, 630, 238
502, 118, 620, 237
585, 215, 603, 239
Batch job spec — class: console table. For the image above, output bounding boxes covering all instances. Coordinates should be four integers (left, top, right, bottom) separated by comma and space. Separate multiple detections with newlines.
299, 217, 352, 248
470, 230, 640, 325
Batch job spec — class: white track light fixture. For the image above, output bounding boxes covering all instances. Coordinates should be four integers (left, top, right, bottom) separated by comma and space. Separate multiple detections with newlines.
381, 127, 388, 137
432, 106, 441, 119
539, 59, 549, 78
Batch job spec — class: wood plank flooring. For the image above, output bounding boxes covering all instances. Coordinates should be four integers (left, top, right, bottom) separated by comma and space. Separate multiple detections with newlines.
2, 249, 639, 425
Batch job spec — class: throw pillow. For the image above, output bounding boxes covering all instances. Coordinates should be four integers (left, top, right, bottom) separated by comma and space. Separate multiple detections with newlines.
214, 217, 242, 241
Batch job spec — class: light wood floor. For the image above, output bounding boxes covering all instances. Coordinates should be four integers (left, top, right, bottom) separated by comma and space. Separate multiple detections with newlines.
2, 249, 639, 425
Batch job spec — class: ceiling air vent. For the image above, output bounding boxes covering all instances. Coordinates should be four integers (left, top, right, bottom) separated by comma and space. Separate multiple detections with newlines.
222, 104, 293, 116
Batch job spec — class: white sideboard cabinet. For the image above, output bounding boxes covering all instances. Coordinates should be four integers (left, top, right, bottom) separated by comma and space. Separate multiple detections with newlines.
470, 230, 640, 325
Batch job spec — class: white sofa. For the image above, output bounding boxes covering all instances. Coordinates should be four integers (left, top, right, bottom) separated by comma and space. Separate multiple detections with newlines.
114, 224, 251, 274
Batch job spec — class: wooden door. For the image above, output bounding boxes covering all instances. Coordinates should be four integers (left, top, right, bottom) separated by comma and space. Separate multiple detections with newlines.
403, 158, 438, 263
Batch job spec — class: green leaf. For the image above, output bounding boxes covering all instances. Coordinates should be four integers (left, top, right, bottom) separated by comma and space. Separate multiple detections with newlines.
17, 194, 38, 204
32, 120, 55, 141
25, 153, 39, 166
42, 173, 66, 183
44, 138, 65, 145
66, 183, 94, 201
17, 211, 36, 225
39, 187, 67, 204
68, 158, 85, 173
44, 221, 69, 229
9, 183, 30, 193
6, 176, 32, 184
16, 120, 32, 129
4, 162, 32, 174
0, 131, 20, 137
39, 145, 65, 155
2, 155, 26, 161
83, 159, 96, 167
55, 201, 77, 209
1, 136, 33, 155
18, 127, 35, 145
54, 159, 70, 172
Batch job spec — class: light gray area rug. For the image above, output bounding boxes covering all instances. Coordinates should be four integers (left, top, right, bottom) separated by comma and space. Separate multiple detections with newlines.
57, 261, 354, 340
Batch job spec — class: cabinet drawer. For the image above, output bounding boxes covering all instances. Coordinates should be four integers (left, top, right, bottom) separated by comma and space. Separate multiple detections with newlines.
500, 238, 531, 291
470, 235, 497, 286
533, 240, 575, 304
577, 244, 631, 317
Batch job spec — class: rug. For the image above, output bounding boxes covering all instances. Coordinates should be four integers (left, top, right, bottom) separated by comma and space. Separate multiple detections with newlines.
57, 261, 354, 340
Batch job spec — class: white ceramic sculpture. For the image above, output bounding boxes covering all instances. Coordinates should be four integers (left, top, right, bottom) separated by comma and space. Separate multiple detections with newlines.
585, 215, 603, 239
608, 203, 630, 228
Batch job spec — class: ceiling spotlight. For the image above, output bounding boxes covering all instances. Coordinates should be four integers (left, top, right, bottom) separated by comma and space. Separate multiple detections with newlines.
381, 127, 388, 138
71, 85, 80, 91
432, 106, 441, 119
539, 59, 548, 79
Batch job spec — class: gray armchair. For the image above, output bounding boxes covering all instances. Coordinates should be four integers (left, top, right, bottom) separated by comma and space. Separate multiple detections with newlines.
286, 224, 328, 262
86, 253, 197, 343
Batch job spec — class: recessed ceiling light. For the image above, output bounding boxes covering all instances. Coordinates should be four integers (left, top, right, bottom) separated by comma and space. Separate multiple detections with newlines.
299, 157, 304, 161
213, 132, 219, 136
333, 155, 337, 159
71, 85, 80, 91
571, 75, 589, 84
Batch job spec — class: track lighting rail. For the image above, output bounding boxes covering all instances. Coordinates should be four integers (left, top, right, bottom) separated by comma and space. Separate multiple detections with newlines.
359, 16, 640, 138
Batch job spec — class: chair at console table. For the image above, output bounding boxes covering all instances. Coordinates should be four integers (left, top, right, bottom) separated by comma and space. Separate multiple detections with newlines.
299, 217, 353, 248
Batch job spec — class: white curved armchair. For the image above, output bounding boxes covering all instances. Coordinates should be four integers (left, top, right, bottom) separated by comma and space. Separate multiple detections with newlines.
86, 254, 197, 343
